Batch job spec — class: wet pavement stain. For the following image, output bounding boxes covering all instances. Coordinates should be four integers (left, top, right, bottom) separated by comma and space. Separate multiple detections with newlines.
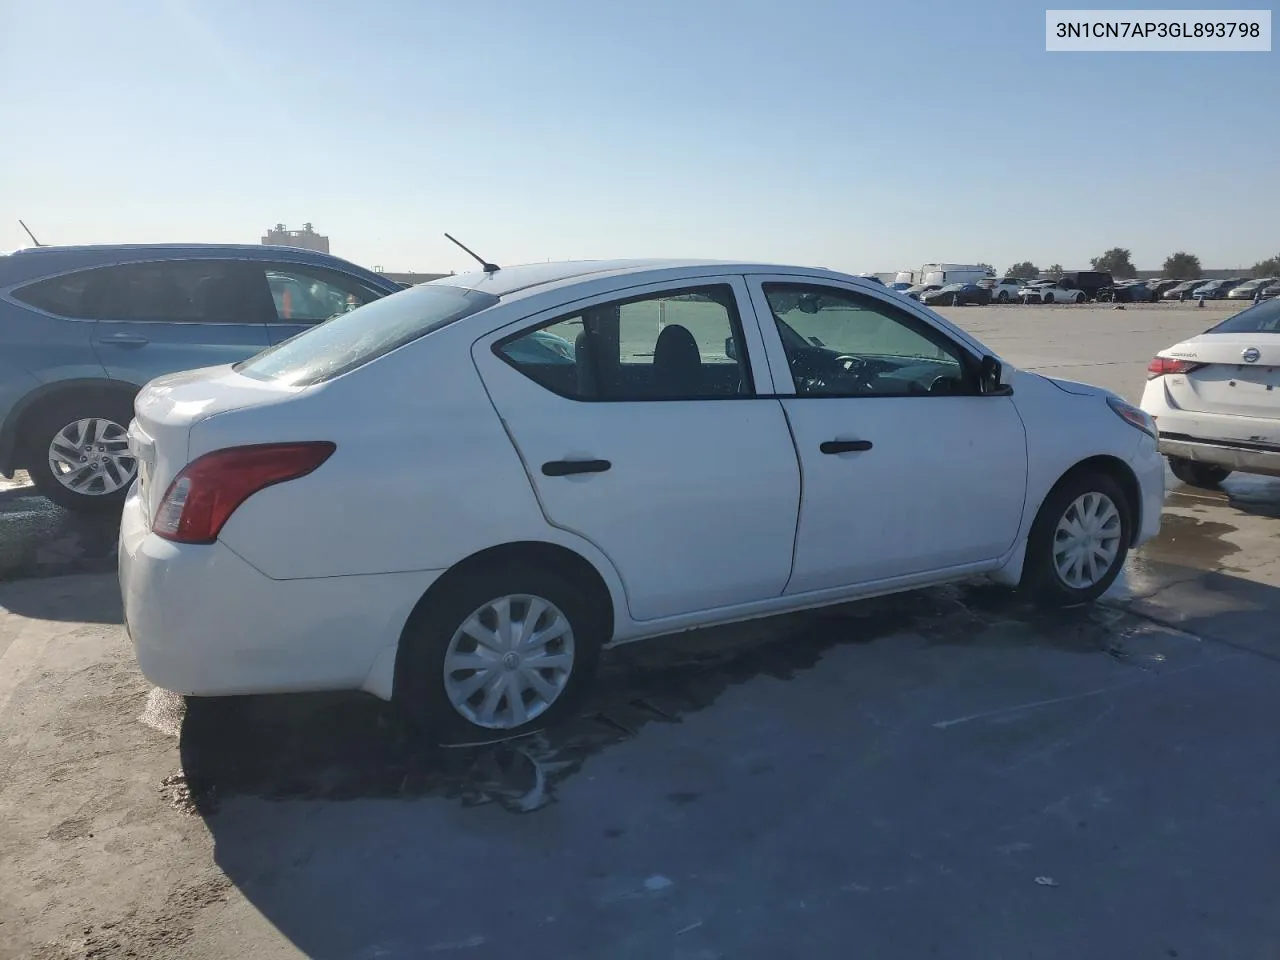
0, 480, 120, 582
171, 584, 1153, 816
1134, 514, 1241, 570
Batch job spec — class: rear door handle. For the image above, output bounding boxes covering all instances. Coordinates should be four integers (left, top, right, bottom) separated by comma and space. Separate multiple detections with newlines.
820, 439, 873, 454
100, 334, 150, 347
542, 458, 612, 477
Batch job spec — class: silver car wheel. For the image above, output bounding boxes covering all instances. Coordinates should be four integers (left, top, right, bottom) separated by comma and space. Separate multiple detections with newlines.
47, 418, 136, 496
442, 594, 576, 730
1052, 492, 1122, 589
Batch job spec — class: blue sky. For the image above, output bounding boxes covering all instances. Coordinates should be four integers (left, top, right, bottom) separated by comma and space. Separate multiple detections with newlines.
1, 0, 1276, 275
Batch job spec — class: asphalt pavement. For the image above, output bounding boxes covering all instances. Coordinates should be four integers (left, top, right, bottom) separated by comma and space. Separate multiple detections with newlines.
2, 302, 1279, 960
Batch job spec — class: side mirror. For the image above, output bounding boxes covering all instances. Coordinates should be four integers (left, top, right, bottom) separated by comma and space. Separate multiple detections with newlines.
725, 336, 738, 361
980, 354, 1010, 395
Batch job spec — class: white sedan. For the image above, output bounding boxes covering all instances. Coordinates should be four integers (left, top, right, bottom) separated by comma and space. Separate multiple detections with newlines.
119, 259, 1164, 741
1140, 297, 1280, 487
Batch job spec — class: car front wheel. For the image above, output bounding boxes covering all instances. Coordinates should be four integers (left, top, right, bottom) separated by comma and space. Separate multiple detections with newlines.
1021, 470, 1131, 606
394, 562, 605, 744
26, 394, 138, 512
997, 291, 1010, 303
1168, 457, 1232, 489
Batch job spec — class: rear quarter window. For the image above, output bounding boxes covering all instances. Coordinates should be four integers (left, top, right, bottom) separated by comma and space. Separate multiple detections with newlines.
10, 269, 103, 319
234, 283, 500, 386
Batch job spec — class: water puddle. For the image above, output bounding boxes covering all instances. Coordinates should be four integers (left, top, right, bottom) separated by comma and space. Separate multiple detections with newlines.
1134, 514, 1241, 570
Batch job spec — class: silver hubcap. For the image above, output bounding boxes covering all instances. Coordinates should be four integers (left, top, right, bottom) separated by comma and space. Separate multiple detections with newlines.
442, 594, 575, 730
47, 418, 136, 495
1053, 492, 1122, 589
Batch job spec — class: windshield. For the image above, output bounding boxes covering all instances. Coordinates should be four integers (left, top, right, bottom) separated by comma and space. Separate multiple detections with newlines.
235, 283, 500, 386
1208, 300, 1280, 334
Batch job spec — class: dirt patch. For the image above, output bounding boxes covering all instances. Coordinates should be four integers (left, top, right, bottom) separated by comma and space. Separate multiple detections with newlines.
28, 876, 232, 960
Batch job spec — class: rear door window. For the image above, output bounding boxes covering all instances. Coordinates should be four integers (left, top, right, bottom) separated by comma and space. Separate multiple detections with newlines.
494, 284, 754, 401
97, 260, 270, 323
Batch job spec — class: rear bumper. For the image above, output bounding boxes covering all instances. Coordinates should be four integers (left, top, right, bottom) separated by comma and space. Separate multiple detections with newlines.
118, 483, 441, 701
1158, 435, 1280, 478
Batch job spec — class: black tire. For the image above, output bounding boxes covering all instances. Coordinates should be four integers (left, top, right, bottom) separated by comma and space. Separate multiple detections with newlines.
1044, 293, 1055, 304
1168, 457, 1231, 489
997, 291, 1010, 303
24, 393, 137, 513
394, 562, 606, 744
1020, 470, 1132, 607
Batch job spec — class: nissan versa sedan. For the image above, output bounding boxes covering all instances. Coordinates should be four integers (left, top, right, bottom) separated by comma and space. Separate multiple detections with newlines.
119, 259, 1165, 741
1141, 295, 1280, 487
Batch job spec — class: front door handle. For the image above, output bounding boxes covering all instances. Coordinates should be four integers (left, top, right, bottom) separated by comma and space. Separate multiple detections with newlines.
100, 334, 150, 347
820, 439, 873, 454
542, 458, 612, 477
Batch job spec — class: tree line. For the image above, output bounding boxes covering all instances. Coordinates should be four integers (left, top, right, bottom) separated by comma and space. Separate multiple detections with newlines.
999, 249, 1280, 281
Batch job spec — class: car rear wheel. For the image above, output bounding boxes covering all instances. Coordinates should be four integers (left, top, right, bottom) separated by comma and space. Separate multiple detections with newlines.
1020, 470, 1131, 606
25, 395, 138, 513
1044, 293, 1055, 304
394, 562, 605, 744
1168, 457, 1232, 489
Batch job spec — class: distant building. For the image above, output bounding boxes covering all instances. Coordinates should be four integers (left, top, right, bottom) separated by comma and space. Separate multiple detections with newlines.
261, 222, 329, 253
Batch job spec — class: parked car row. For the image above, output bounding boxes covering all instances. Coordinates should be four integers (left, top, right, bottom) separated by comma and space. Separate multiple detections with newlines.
889, 273, 1280, 307
1154, 277, 1279, 302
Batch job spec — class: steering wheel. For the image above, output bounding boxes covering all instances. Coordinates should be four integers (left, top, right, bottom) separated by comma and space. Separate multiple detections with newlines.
834, 354, 867, 372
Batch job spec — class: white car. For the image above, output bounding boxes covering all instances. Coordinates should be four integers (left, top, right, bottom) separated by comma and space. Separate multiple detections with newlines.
119, 259, 1164, 740
1140, 297, 1280, 487
1018, 281, 1085, 304
978, 278, 1024, 303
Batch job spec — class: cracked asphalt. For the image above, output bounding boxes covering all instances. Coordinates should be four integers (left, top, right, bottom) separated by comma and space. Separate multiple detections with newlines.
3, 303, 1279, 960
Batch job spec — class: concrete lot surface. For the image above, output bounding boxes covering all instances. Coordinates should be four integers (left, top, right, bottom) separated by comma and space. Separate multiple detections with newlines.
3, 303, 1279, 960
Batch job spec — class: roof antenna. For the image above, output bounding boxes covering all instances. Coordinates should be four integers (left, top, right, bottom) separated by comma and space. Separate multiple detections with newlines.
444, 233, 499, 273
18, 219, 43, 247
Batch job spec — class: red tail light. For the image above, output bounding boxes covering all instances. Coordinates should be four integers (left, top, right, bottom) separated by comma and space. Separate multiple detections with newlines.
1147, 356, 1204, 379
152, 442, 336, 544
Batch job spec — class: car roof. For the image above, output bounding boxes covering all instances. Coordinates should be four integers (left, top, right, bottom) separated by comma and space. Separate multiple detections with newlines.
5, 242, 345, 258
427, 258, 857, 302
0, 242, 393, 288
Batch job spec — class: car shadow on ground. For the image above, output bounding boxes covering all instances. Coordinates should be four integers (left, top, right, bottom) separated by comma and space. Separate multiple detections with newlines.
174, 585, 1126, 814
175, 559, 1280, 959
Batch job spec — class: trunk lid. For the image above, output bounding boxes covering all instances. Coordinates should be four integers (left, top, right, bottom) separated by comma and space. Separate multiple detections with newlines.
128, 363, 311, 520
1158, 333, 1280, 419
